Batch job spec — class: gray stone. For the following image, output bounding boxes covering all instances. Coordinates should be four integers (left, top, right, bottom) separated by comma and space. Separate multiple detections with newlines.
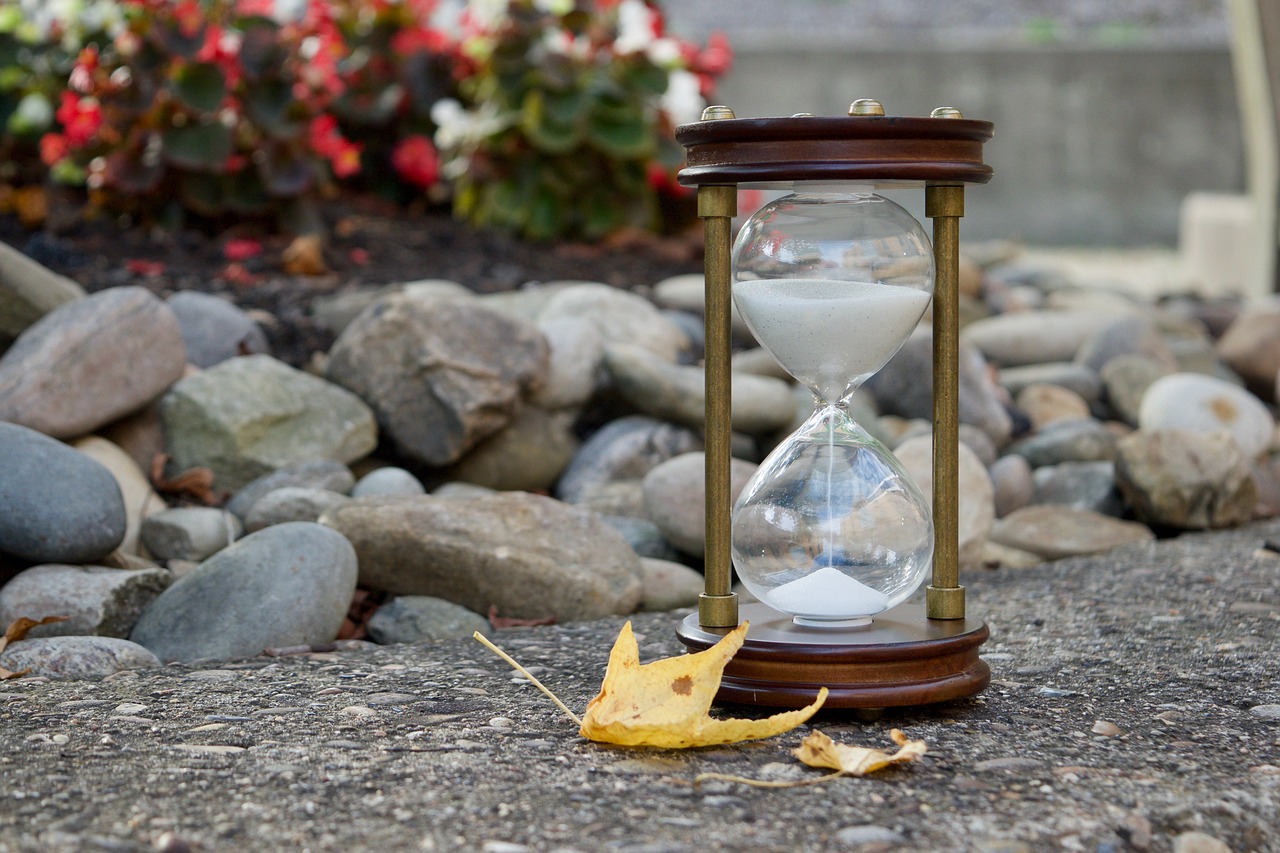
226, 460, 356, 520
0, 286, 186, 438
1074, 313, 1178, 374
1215, 306, 1280, 399
431, 481, 497, 500
601, 515, 681, 562
990, 505, 1154, 559
1101, 353, 1171, 426
244, 488, 352, 532
638, 558, 704, 612
538, 282, 691, 363
896, 435, 996, 568
447, 406, 579, 492
1172, 832, 1233, 853
556, 416, 702, 505
961, 309, 1115, 367
161, 354, 376, 493
603, 343, 794, 435
314, 280, 475, 337
990, 454, 1034, 518
0, 564, 171, 638
130, 522, 358, 663
326, 295, 547, 467
365, 596, 487, 645
0, 636, 160, 678
166, 290, 270, 368
997, 362, 1101, 404
140, 507, 243, 562
1249, 704, 1280, 720
320, 494, 642, 622
869, 329, 1013, 448
641, 453, 757, 557
959, 423, 999, 468
652, 273, 756, 344
0, 239, 85, 345
1138, 372, 1275, 460
834, 826, 906, 847
1115, 428, 1258, 530
1007, 418, 1116, 467
1032, 461, 1124, 516
530, 315, 605, 410
0, 422, 126, 564
351, 467, 426, 498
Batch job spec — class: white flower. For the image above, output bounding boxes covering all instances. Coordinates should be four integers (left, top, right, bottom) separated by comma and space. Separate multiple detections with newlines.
660, 69, 704, 127
645, 37, 681, 68
533, 0, 573, 15
613, 0, 656, 55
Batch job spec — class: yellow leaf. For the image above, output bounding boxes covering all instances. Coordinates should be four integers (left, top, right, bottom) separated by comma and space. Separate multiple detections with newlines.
794, 728, 927, 775
578, 621, 827, 749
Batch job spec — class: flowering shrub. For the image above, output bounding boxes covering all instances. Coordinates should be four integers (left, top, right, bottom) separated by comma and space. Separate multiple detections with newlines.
6, 0, 729, 240
438, 0, 731, 239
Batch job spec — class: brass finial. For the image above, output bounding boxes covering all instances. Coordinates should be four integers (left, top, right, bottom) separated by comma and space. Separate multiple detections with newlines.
848, 99, 885, 117
701, 105, 735, 121
931, 106, 964, 119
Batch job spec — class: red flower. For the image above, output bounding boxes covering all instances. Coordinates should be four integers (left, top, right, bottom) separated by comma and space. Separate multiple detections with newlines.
56, 92, 103, 148
391, 135, 439, 189
331, 141, 363, 178
223, 238, 263, 261
39, 133, 69, 166
174, 0, 204, 38
391, 26, 450, 56
697, 31, 733, 77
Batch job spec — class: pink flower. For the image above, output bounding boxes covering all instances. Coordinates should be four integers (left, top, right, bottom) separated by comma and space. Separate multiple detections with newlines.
39, 133, 69, 166
331, 140, 362, 178
391, 135, 440, 188
69, 44, 98, 93
697, 32, 733, 77
56, 92, 103, 148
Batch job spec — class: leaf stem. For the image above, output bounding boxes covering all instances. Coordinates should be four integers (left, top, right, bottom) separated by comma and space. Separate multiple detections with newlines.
473, 631, 583, 727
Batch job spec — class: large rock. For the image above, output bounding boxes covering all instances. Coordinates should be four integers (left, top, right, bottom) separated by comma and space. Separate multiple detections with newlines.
166, 290, 271, 368
869, 329, 1013, 448
0, 422, 126, 564
161, 354, 377, 492
365, 596, 487, 645
1074, 314, 1177, 374
536, 282, 691, 363
0, 636, 160, 678
129, 522, 358, 663
1114, 428, 1258, 530
1014, 383, 1091, 431
989, 505, 1154, 560
961, 309, 1120, 367
447, 406, 579, 492
1215, 305, 1280, 400
0, 240, 85, 345
529, 315, 605, 410
638, 557, 704, 612
0, 564, 171, 638
641, 452, 757, 557
894, 435, 996, 568
604, 343, 794, 435
320, 493, 643, 621
0, 286, 186, 438
1138, 372, 1275, 460
1031, 460, 1124, 516
326, 294, 547, 467
556, 415, 702, 505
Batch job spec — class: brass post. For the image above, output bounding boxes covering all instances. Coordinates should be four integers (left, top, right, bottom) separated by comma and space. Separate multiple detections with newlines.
925, 184, 966, 620
698, 182, 739, 629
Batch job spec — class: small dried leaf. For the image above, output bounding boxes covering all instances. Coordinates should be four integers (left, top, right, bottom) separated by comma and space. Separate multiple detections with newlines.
282, 234, 329, 276
795, 728, 927, 775
579, 621, 827, 748
150, 453, 220, 505
0, 616, 69, 679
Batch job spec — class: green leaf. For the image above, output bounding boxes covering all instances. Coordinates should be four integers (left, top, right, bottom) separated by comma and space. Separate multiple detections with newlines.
524, 186, 563, 241
587, 110, 652, 159
236, 16, 285, 80
161, 123, 234, 171
172, 62, 226, 114
583, 189, 625, 239
244, 78, 299, 138
521, 90, 580, 154
628, 60, 670, 97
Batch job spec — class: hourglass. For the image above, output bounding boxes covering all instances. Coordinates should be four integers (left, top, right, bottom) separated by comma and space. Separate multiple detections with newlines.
676, 103, 994, 709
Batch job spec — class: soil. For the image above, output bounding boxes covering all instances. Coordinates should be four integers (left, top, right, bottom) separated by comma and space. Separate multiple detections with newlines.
0, 194, 705, 368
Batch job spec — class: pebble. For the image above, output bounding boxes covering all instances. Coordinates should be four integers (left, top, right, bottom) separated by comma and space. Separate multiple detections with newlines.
1007, 418, 1116, 468
243, 487, 352, 533
446, 405, 579, 492
71, 435, 165, 558
1015, 383, 1091, 430
989, 454, 1034, 518
997, 362, 1102, 404
1090, 720, 1123, 737
1115, 429, 1258, 530
166, 290, 270, 368
833, 825, 906, 847
141, 507, 243, 562
350, 467, 425, 497
528, 315, 605, 410
1031, 460, 1123, 516
326, 294, 548, 467
1100, 353, 1170, 426
0, 286, 186, 438
895, 435, 996, 567
0, 563, 171, 639
161, 354, 377, 492
1138, 372, 1275, 460
129, 522, 358, 663
537, 282, 691, 363
641, 453, 757, 557
1215, 305, 1280, 399
1249, 704, 1280, 720
989, 505, 1154, 560
365, 596, 489, 645
1172, 832, 1233, 853
638, 557, 704, 612
961, 309, 1114, 367
320, 493, 642, 622
555, 416, 702, 505
0, 421, 127, 564
225, 460, 356, 521
0, 636, 160, 678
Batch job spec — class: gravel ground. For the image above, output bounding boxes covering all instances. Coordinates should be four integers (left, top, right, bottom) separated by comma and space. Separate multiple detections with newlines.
1, 520, 1277, 853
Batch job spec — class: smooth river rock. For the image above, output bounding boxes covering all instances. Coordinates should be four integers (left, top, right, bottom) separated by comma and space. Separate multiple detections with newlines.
0, 286, 186, 438
365, 595, 488, 645
556, 416, 702, 505
161, 354, 377, 493
166, 290, 271, 368
0, 238, 85, 345
641, 452, 757, 557
536, 282, 691, 363
129, 522, 358, 663
1114, 428, 1259, 530
961, 309, 1124, 367
320, 493, 643, 622
989, 505, 1154, 560
0, 636, 160, 678
0, 422, 126, 564
0, 563, 172, 639
1138, 372, 1275, 460
894, 435, 996, 568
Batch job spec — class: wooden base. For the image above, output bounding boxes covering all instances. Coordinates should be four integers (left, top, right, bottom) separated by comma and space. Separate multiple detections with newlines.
676, 601, 990, 709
